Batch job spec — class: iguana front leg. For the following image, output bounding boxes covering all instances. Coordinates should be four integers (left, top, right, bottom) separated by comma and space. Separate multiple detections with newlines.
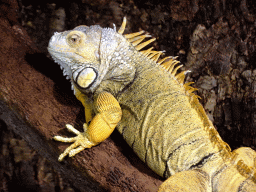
54, 91, 122, 161
73, 86, 94, 124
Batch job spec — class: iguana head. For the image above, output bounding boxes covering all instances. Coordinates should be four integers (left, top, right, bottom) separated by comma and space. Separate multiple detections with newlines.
48, 18, 135, 94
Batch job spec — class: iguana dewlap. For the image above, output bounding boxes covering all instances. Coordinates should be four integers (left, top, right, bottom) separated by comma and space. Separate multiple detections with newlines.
48, 18, 256, 191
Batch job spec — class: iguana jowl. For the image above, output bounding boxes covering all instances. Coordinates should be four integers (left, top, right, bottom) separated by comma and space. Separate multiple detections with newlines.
48, 18, 256, 191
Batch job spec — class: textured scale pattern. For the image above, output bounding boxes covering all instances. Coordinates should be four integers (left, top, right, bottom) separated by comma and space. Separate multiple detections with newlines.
87, 92, 122, 143
48, 18, 256, 191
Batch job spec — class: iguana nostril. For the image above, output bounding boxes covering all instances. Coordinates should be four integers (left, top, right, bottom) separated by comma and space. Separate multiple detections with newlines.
73, 67, 97, 89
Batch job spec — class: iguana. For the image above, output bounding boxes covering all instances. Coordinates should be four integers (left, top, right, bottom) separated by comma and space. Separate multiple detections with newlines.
48, 18, 256, 191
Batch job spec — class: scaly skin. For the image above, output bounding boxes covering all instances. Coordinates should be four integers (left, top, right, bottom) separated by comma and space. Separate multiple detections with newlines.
48, 18, 256, 191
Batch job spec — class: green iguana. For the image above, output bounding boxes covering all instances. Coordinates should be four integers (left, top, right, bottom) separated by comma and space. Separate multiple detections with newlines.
48, 18, 256, 191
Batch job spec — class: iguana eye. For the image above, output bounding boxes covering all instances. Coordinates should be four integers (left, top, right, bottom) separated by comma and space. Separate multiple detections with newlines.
68, 34, 80, 44
70, 34, 80, 42
67, 31, 84, 46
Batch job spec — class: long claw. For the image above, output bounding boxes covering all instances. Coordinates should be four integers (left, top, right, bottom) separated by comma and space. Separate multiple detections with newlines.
53, 135, 77, 143
69, 146, 86, 157
54, 124, 95, 161
66, 124, 81, 135
58, 141, 80, 161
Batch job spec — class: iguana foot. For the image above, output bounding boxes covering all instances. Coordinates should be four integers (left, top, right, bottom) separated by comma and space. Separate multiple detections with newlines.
54, 123, 95, 161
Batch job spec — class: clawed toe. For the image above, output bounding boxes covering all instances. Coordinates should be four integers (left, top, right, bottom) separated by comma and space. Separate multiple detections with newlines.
54, 124, 95, 161
65, 124, 81, 135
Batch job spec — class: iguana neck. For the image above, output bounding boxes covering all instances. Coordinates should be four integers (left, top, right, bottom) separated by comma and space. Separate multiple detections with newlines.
94, 46, 159, 96
92, 45, 138, 96
116, 51, 185, 103
133, 52, 158, 75
94, 46, 180, 98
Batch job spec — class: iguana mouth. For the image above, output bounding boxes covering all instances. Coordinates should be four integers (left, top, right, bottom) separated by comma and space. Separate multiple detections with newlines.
72, 67, 98, 89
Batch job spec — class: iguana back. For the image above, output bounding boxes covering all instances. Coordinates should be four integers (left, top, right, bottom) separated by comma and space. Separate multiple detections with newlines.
115, 50, 218, 178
